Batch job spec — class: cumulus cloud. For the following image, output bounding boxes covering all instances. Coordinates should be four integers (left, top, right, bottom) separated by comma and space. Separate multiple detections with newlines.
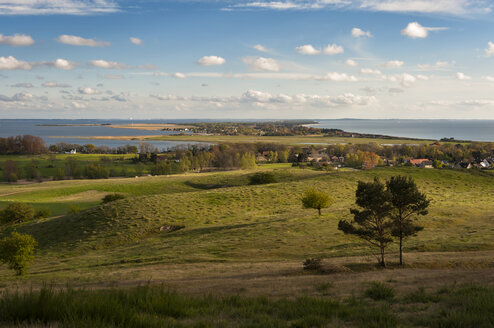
417, 61, 450, 70
130, 37, 142, 45
456, 72, 471, 80
382, 73, 420, 87
0, 56, 32, 70
360, 0, 491, 15
172, 72, 187, 79
243, 57, 281, 71
323, 43, 344, 55
359, 68, 382, 75
51, 58, 77, 70
78, 87, 101, 95
253, 44, 268, 52
197, 55, 226, 66
57, 34, 109, 47
482, 76, 494, 82
42, 81, 71, 88
151, 89, 375, 108
71, 101, 86, 109
295, 44, 320, 55
382, 60, 404, 69
10, 83, 34, 88
345, 59, 358, 67
0, 0, 119, 15
401, 22, 448, 39
352, 27, 372, 38
0, 92, 44, 102
0, 33, 34, 46
485, 41, 494, 57
89, 59, 127, 69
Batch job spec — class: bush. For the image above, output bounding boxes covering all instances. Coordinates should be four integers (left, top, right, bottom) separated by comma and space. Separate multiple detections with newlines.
249, 172, 278, 185
364, 282, 395, 301
303, 258, 323, 272
0, 202, 34, 224
68, 205, 81, 214
102, 194, 126, 204
0, 231, 37, 276
7, 173, 18, 183
34, 208, 51, 219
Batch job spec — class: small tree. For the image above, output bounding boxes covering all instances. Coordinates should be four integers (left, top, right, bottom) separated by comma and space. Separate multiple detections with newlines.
301, 189, 333, 215
1, 202, 35, 224
338, 179, 393, 267
386, 176, 429, 265
0, 231, 37, 276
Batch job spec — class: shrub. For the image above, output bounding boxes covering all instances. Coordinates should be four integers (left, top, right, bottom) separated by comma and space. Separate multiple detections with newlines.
364, 282, 395, 301
0, 231, 37, 276
68, 205, 81, 214
7, 173, 18, 183
0, 202, 34, 224
102, 194, 126, 204
249, 172, 278, 185
303, 258, 323, 272
34, 208, 51, 219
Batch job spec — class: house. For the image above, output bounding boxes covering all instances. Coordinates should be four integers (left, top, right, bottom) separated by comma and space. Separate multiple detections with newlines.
456, 162, 472, 169
419, 160, 433, 169
65, 149, 76, 154
256, 154, 268, 162
408, 158, 430, 167
480, 159, 491, 169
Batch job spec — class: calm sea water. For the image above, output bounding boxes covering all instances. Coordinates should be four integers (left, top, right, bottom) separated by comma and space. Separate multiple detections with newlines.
312, 119, 494, 142
0, 119, 493, 146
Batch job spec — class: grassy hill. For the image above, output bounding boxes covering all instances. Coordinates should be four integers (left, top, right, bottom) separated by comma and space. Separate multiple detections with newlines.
0, 165, 492, 280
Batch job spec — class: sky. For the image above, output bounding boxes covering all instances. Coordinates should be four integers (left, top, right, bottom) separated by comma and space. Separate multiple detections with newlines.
1, 0, 494, 119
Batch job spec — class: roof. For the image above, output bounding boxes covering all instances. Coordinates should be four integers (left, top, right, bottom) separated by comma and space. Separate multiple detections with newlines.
409, 158, 429, 165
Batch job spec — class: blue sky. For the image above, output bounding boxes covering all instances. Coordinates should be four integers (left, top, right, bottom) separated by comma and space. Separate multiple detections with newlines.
1, 0, 494, 119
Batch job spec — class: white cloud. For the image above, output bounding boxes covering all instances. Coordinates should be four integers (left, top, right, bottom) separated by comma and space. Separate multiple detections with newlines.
71, 101, 87, 109
78, 87, 101, 95
198, 55, 226, 66
130, 37, 142, 45
417, 61, 450, 70
352, 27, 372, 38
42, 81, 71, 88
253, 44, 268, 52
57, 35, 109, 47
359, 68, 381, 75
0, 33, 34, 46
401, 22, 448, 39
89, 59, 127, 69
295, 44, 320, 55
243, 57, 281, 71
317, 72, 358, 82
0, 0, 119, 15
151, 89, 375, 108
383, 73, 418, 87
345, 59, 358, 67
382, 60, 404, 69
52, 58, 77, 70
323, 43, 344, 55
456, 72, 471, 80
482, 76, 494, 82
359, 0, 491, 15
172, 72, 187, 79
0, 56, 32, 70
485, 41, 494, 57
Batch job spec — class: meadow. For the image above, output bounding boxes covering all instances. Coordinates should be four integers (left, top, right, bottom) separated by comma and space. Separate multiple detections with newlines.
0, 162, 493, 326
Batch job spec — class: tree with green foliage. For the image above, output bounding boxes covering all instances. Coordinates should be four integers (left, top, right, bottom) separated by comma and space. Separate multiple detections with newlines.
302, 189, 334, 215
0, 202, 35, 224
338, 179, 393, 267
2, 160, 17, 182
0, 231, 37, 276
386, 176, 429, 265
239, 152, 256, 169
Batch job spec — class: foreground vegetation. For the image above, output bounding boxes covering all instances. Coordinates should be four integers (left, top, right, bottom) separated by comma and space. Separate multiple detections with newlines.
1, 283, 493, 327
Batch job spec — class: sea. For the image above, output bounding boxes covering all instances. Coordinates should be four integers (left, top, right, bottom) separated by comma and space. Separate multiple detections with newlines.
0, 119, 493, 150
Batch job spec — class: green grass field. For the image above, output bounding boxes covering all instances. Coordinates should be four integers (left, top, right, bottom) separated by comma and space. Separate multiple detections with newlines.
0, 164, 493, 326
